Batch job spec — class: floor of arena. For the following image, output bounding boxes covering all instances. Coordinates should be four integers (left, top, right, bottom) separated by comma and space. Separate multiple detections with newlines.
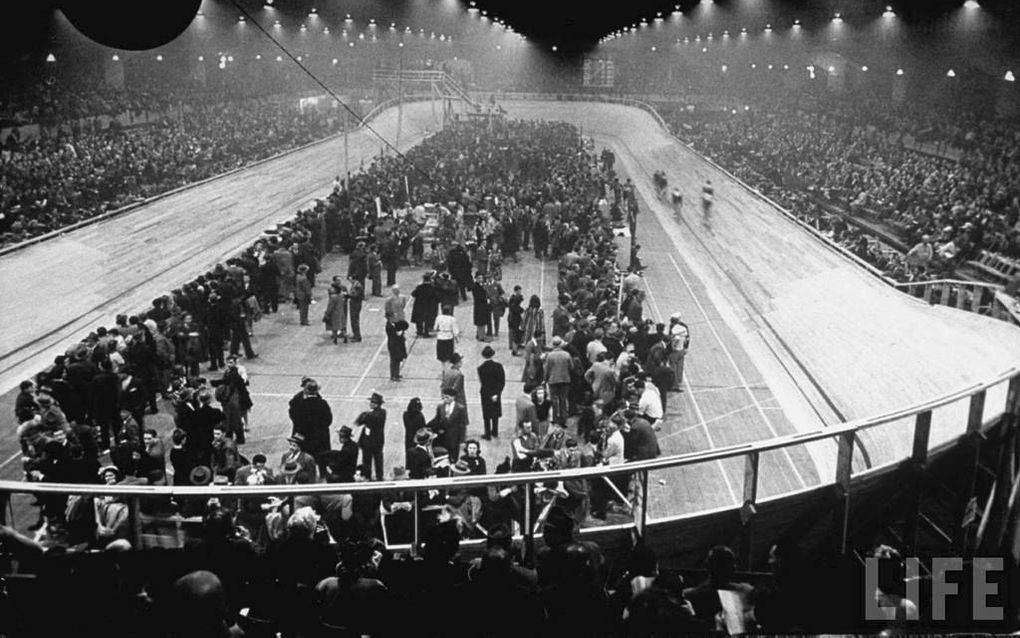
3, 99, 1018, 529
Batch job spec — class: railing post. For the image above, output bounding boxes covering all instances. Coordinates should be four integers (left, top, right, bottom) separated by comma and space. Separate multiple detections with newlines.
740, 452, 760, 570
835, 431, 856, 556
956, 285, 968, 310
939, 284, 951, 306
923, 285, 934, 304
903, 410, 932, 557
411, 491, 420, 558
970, 285, 984, 314
956, 390, 987, 554
130, 495, 142, 550
523, 481, 534, 568
638, 470, 649, 539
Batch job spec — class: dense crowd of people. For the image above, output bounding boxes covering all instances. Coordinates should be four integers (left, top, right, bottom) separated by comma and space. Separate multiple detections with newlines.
668, 94, 1020, 280
0, 94, 338, 247
8, 117, 693, 552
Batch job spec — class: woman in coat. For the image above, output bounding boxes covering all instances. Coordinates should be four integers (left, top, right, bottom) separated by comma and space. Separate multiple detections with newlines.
403, 397, 426, 464
521, 294, 546, 350
323, 284, 348, 344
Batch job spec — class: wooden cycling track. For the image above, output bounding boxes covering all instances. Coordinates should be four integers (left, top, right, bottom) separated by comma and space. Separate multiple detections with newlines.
1, 99, 1018, 524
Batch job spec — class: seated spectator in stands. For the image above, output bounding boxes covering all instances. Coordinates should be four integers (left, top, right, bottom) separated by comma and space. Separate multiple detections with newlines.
210, 423, 242, 483
182, 506, 261, 617
682, 545, 755, 628
137, 427, 166, 477
279, 432, 317, 482
623, 571, 703, 636
165, 570, 245, 638
93, 465, 131, 548
753, 539, 825, 633
316, 539, 393, 634
234, 453, 273, 486
265, 506, 338, 636
455, 545, 547, 637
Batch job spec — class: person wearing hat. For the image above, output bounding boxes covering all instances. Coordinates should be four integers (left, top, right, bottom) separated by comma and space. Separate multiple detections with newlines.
407, 428, 435, 480
431, 387, 468, 463
411, 272, 439, 337
280, 433, 318, 481
477, 345, 506, 440
386, 319, 409, 382
288, 380, 332, 464
295, 263, 313, 326
471, 273, 492, 341
319, 425, 359, 482
354, 392, 387, 480
667, 313, 691, 391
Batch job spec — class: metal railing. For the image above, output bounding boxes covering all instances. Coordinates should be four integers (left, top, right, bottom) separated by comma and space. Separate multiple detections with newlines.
3, 367, 1017, 557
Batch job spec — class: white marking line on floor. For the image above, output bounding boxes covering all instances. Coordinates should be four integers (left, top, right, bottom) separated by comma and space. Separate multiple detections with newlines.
0, 450, 21, 472
643, 277, 739, 506
667, 254, 808, 490
251, 392, 520, 404
349, 337, 388, 397
690, 384, 768, 395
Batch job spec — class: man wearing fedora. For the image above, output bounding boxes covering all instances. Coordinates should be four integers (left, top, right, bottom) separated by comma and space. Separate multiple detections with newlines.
280, 433, 318, 482
288, 380, 332, 463
354, 393, 387, 481
477, 345, 506, 440
320, 425, 359, 482
411, 271, 439, 337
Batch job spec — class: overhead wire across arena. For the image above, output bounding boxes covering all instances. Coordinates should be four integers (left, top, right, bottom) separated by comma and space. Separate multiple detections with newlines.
230, 0, 436, 186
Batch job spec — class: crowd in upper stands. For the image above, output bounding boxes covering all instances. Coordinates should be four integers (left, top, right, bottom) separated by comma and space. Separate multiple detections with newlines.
669, 93, 1020, 281
0, 87, 338, 247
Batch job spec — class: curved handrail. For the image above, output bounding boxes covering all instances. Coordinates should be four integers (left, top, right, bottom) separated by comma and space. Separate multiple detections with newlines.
4, 365, 1015, 498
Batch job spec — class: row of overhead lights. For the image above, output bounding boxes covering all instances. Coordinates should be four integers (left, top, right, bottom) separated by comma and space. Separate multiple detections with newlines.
710, 62, 1014, 82
600, 0, 984, 43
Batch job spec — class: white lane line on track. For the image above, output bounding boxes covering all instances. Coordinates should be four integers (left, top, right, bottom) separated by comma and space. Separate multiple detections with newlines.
349, 337, 388, 397
667, 254, 808, 490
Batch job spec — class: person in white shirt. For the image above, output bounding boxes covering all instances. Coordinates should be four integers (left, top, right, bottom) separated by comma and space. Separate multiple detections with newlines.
433, 305, 460, 366
586, 328, 608, 365
637, 381, 663, 428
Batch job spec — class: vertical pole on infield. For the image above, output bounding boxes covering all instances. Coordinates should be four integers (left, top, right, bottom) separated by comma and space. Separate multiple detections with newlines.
343, 110, 350, 192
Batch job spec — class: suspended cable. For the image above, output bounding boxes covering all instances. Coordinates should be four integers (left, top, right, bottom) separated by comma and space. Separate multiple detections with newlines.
230, 0, 435, 184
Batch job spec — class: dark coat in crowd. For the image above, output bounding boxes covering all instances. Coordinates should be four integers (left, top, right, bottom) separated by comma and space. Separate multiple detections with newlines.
288, 393, 333, 457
